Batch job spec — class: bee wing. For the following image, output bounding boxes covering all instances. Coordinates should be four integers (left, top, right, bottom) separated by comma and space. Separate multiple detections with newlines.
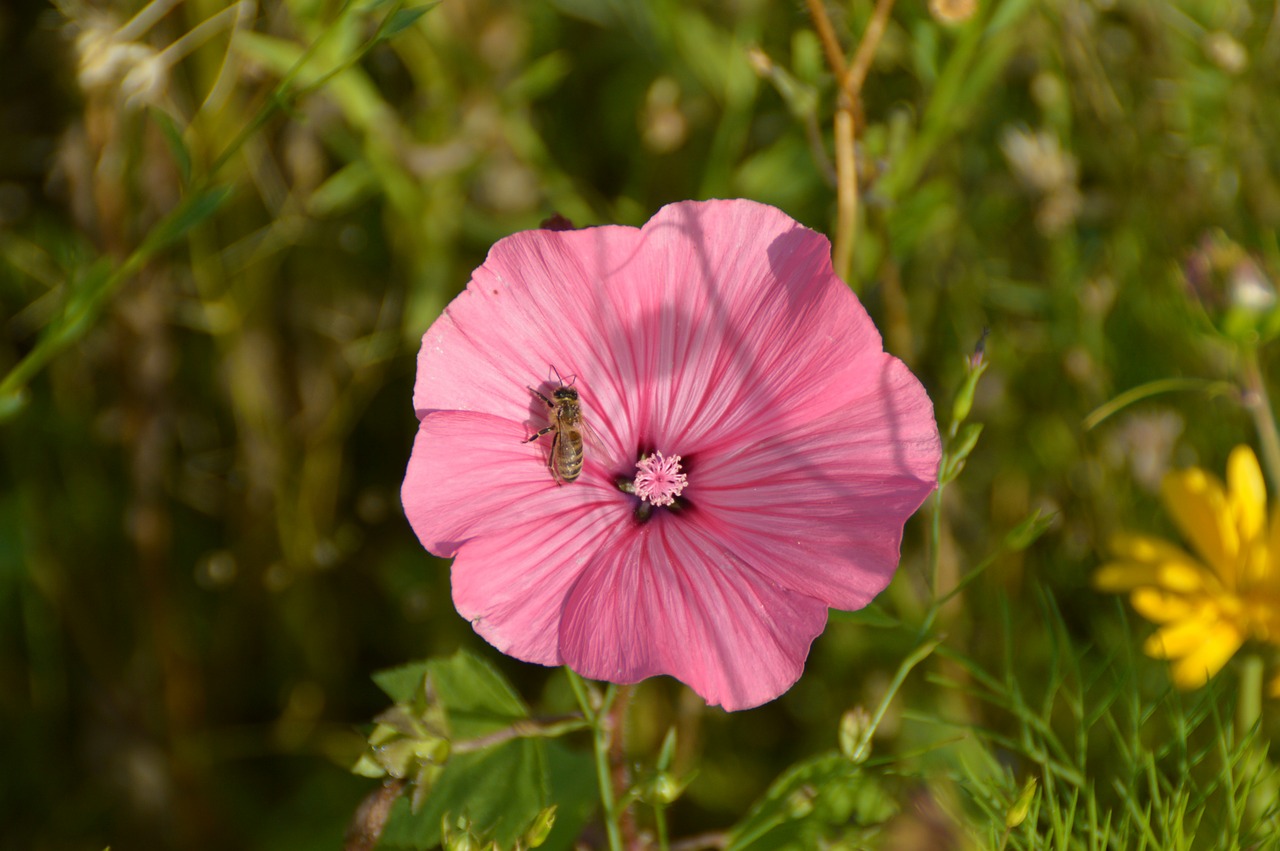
577, 417, 606, 454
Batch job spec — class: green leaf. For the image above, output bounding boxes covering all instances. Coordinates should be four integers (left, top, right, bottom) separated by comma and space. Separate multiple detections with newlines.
941, 422, 984, 485
726, 752, 897, 851
1003, 508, 1055, 552
377, 736, 548, 850
372, 660, 431, 703
377, 4, 439, 42
150, 109, 192, 187
539, 743, 597, 851
428, 651, 530, 738
137, 186, 234, 260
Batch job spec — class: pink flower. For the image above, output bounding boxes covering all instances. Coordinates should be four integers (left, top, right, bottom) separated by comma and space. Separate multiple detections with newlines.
402, 200, 940, 711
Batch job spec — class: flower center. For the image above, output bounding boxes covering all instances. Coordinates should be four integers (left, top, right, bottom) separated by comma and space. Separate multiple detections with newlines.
632, 452, 688, 507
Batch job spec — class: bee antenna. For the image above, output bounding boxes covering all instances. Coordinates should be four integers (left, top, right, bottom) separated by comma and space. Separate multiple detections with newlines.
550, 365, 564, 385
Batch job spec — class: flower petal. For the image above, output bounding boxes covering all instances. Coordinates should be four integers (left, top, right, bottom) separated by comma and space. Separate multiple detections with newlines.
1143, 616, 1214, 660
557, 517, 829, 711
1094, 560, 1206, 594
1108, 532, 1201, 568
1166, 621, 1243, 688
613, 200, 888, 450
402, 410, 622, 557
1228, 445, 1267, 542
1162, 466, 1238, 579
1129, 587, 1198, 623
687, 355, 938, 611
451, 505, 629, 666
414, 199, 904, 467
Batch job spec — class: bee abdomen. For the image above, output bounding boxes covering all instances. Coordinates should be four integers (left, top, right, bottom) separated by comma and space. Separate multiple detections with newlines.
558, 430, 584, 482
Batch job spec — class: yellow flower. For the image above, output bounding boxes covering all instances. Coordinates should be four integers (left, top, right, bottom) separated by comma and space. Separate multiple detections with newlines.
1096, 446, 1280, 691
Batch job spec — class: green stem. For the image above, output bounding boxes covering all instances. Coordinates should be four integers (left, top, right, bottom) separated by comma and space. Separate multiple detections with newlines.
1081, 377, 1235, 431
930, 487, 943, 601
654, 801, 670, 851
566, 669, 624, 851
848, 636, 941, 763
1237, 653, 1271, 826
1240, 347, 1280, 495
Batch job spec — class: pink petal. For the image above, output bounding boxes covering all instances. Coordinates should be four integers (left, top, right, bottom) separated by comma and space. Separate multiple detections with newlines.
402, 410, 621, 557
451, 506, 630, 666
413, 199, 883, 465
403, 410, 634, 665
691, 354, 939, 611
558, 518, 830, 711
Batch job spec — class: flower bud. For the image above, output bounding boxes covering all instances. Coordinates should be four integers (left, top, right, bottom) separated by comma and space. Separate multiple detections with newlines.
523, 806, 557, 848
1182, 231, 1280, 343
442, 816, 481, 851
929, 0, 978, 25
1005, 776, 1037, 829
839, 706, 873, 763
786, 785, 817, 819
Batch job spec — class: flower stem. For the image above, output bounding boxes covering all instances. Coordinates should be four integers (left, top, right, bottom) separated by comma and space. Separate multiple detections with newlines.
1237, 653, 1273, 826
655, 801, 670, 851
929, 486, 944, 601
566, 669, 624, 851
1240, 347, 1280, 494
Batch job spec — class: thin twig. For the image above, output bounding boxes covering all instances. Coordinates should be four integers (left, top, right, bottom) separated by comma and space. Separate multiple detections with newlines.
1240, 348, 1280, 495
343, 779, 407, 851
803, 0, 847, 79
450, 714, 587, 754
670, 831, 728, 851
832, 107, 857, 282
805, 0, 899, 284
842, 0, 897, 98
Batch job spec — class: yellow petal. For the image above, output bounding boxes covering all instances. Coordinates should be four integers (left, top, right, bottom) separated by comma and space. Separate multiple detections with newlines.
1163, 466, 1238, 579
1167, 621, 1244, 688
1267, 504, 1280, 580
1228, 445, 1267, 542
1130, 588, 1197, 623
1243, 537, 1272, 586
1094, 559, 1208, 594
1268, 672, 1280, 699
1109, 533, 1198, 566
1144, 618, 1213, 659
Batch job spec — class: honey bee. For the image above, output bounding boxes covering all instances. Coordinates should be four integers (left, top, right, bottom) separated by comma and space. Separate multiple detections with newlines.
525, 378, 584, 484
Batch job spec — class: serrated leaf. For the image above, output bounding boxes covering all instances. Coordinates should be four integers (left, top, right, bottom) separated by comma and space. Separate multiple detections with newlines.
428, 651, 529, 739
377, 736, 548, 850
372, 661, 431, 703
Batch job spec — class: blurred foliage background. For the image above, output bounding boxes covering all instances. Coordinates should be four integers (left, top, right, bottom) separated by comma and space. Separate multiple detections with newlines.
3, 0, 1280, 848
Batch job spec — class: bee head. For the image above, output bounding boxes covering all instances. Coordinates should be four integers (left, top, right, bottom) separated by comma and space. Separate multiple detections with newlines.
553, 386, 579, 402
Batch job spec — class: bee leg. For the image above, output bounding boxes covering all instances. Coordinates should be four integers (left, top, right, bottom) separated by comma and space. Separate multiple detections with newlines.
549, 431, 563, 486
528, 386, 554, 407
523, 425, 555, 444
